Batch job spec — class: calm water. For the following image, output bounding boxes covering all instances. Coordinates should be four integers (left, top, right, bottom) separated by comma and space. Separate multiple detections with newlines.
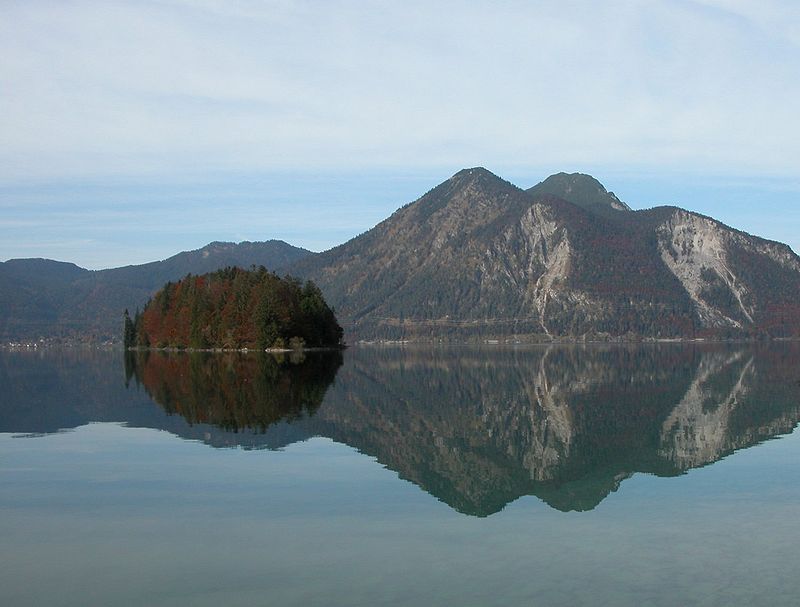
1, 344, 799, 606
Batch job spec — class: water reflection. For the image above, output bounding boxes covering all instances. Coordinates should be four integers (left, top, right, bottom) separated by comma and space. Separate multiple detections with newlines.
307, 345, 800, 514
126, 350, 342, 433
2, 344, 799, 515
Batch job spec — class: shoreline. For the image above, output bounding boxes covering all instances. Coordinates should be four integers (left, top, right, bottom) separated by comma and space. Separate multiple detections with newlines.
3, 337, 799, 351
124, 345, 346, 354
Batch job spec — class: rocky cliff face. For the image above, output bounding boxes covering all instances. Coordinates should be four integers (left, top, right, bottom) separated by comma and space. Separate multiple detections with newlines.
655, 209, 800, 331
292, 168, 800, 341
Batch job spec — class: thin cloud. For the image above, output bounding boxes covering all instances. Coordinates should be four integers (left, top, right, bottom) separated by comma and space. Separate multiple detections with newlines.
1, 1, 799, 180
1, 1, 798, 267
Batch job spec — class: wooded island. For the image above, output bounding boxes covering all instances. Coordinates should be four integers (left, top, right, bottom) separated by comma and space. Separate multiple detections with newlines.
124, 267, 343, 350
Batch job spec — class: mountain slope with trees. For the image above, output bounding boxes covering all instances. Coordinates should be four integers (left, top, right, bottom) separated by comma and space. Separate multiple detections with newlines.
290, 168, 800, 341
4, 169, 799, 343
0, 240, 312, 341
527, 171, 631, 214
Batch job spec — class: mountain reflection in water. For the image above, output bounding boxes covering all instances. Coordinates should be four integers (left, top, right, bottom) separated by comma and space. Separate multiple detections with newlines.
3, 344, 799, 516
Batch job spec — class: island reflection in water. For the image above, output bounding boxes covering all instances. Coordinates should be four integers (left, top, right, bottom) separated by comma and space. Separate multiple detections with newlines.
125, 349, 343, 435
121, 344, 800, 516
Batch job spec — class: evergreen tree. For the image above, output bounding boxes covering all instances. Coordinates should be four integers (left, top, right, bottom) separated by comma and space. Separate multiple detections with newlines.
123, 309, 136, 349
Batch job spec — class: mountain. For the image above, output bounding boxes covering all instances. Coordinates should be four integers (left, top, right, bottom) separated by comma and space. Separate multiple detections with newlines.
0, 259, 92, 339
0, 240, 312, 341
4, 169, 799, 343
290, 168, 800, 341
528, 171, 631, 213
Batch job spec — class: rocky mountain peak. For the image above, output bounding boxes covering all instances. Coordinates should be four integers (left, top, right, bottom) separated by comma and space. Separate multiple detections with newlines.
444, 167, 518, 195
449, 166, 499, 181
402, 167, 527, 225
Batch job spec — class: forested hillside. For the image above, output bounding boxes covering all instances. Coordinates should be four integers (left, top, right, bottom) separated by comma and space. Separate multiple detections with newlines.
0, 240, 311, 341
4, 169, 800, 344
290, 168, 800, 341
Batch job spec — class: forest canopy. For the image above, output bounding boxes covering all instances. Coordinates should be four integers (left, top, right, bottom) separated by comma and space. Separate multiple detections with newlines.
124, 267, 343, 350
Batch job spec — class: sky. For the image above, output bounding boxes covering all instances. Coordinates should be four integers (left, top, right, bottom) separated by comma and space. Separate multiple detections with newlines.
1, 0, 799, 269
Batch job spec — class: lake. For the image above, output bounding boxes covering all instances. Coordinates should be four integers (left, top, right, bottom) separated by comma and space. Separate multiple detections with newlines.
1, 344, 799, 606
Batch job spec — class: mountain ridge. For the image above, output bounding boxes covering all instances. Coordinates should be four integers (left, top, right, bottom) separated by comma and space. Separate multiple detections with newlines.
289, 168, 800, 341
0, 239, 312, 341
2, 168, 799, 342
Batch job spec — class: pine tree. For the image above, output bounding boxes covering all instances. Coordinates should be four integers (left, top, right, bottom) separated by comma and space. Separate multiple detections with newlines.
123, 309, 136, 349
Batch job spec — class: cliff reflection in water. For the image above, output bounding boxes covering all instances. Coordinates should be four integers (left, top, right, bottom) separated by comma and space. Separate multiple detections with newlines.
128, 344, 800, 515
